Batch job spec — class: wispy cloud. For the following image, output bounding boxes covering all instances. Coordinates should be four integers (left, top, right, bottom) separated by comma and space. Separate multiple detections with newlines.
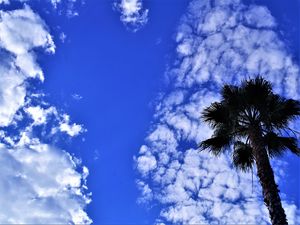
135, 0, 300, 224
0, 0, 82, 17
50, 0, 82, 17
0, 5, 91, 224
114, 0, 149, 32
72, 93, 83, 100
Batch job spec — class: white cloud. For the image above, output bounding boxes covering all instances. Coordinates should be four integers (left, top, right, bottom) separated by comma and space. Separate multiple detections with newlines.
136, 151, 157, 175
25, 105, 85, 138
50, 0, 82, 17
114, 0, 149, 32
0, 6, 55, 55
72, 93, 83, 100
25, 106, 56, 126
59, 114, 85, 137
0, 6, 54, 127
0, 0, 9, 4
0, 0, 81, 17
136, 180, 153, 203
0, 5, 91, 224
59, 32, 67, 43
136, 0, 300, 224
51, 0, 64, 8
0, 142, 91, 224
244, 5, 276, 28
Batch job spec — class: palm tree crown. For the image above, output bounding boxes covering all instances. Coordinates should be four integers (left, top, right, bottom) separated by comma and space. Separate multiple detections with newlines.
201, 77, 300, 171
200, 76, 300, 225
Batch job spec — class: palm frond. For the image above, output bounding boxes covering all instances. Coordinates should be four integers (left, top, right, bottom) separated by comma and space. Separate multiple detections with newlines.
233, 141, 254, 171
264, 132, 300, 157
221, 85, 242, 109
200, 135, 231, 156
202, 102, 229, 128
242, 77, 272, 101
267, 96, 300, 129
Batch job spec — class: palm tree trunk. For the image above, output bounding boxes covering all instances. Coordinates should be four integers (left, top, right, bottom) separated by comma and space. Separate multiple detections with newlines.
249, 126, 288, 225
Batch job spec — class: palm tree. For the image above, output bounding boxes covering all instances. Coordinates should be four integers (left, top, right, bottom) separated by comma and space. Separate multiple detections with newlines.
200, 77, 300, 225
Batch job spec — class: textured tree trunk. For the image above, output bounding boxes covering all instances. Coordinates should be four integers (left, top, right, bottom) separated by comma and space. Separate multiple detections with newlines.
249, 126, 288, 225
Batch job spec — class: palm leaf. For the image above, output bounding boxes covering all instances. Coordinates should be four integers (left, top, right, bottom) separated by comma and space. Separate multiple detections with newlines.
200, 135, 231, 156
267, 96, 300, 129
222, 85, 243, 109
264, 132, 300, 157
233, 141, 254, 171
241, 76, 272, 107
202, 102, 229, 128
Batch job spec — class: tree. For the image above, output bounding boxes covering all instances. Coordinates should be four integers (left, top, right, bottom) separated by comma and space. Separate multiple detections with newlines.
200, 77, 300, 225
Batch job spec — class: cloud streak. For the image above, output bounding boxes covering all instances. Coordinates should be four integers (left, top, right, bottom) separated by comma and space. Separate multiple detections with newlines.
136, 0, 300, 224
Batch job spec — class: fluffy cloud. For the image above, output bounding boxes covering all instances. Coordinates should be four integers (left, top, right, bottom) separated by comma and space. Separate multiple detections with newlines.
25, 106, 56, 126
59, 114, 85, 137
136, 0, 300, 224
0, 143, 91, 224
114, 0, 149, 32
0, 6, 54, 127
25, 106, 85, 137
0, 5, 91, 224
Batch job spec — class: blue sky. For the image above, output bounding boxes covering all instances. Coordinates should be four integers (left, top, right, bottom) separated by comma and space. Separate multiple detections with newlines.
0, 0, 299, 224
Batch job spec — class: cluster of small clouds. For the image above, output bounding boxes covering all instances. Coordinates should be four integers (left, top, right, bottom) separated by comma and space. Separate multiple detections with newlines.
25, 106, 85, 137
135, 0, 300, 224
49, 0, 82, 17
0, 0, 81, 17
0, 4, 91, 224
114, 0, 149, 32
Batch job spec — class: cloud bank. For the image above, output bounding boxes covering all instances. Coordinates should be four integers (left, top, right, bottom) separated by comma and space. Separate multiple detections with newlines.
135, 0, 300, 224
0, 5, 91, 224
114, 0, 149, 32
